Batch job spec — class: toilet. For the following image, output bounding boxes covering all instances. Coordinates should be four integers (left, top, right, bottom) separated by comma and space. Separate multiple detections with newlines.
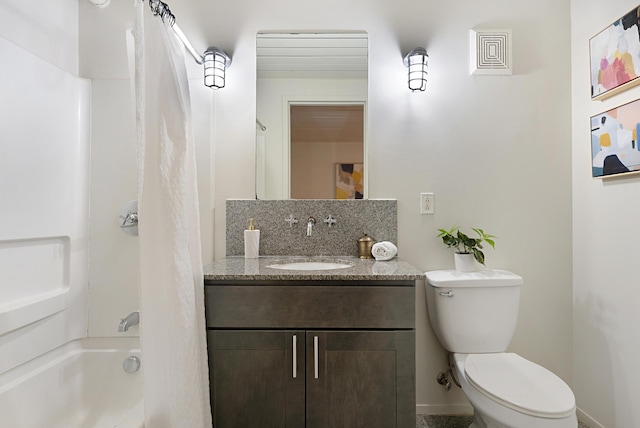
425, 269, 577, 428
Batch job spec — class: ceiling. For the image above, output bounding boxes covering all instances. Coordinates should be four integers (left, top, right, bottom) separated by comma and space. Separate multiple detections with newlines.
290, 105, 364, 144
256, 32, 368, 80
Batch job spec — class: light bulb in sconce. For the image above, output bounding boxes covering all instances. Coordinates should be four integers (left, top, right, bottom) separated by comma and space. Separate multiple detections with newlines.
203, 47, 231, 89
403, 48, 428, 92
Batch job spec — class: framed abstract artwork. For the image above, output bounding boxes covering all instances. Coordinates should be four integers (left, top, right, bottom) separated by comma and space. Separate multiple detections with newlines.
591, 98, 640, 178
590, 5, 640, 100
335, 163, 364, 199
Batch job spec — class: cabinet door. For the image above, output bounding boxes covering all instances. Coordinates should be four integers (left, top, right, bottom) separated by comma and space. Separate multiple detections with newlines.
306, 330, 415, 428
208, 330, 305, 428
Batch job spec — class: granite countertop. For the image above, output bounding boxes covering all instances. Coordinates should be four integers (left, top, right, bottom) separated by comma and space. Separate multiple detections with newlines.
203, 256, 425, 281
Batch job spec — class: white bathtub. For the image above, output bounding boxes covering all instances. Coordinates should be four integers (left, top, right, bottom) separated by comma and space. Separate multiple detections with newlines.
0, 338, 143, 428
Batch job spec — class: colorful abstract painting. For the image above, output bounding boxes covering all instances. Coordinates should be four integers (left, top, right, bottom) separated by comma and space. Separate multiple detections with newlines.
590, 6, 640, 99
335, 163, 364, 199
591, 98, 640, 177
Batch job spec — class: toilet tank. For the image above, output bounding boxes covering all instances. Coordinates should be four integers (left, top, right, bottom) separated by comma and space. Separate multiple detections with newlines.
425, 269, 523, 353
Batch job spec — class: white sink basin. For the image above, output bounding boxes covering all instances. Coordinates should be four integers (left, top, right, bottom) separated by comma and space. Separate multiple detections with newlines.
266, 261, 353, 271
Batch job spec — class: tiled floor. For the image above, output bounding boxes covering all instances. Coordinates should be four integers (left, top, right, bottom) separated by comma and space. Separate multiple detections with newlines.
417, 414, 592, 427
416, 414, 473, 428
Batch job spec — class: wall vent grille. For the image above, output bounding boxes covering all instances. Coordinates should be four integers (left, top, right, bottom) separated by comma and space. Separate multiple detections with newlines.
470, 29, 512, 75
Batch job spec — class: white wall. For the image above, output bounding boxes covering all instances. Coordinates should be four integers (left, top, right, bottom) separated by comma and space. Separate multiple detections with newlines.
571, 1, 640, 427
0, 0, 90, 373
78, 0, 574, 416
87, 79, 140, 337
79, 1, 216, 338
0, 0, 216, 370
208, 0, 573, 414
0, 0, 79, 75
20, 0, 640, 424
86, 76, 213, 337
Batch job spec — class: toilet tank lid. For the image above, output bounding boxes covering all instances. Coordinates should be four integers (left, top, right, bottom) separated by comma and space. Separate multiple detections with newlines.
425, 269, 523, 288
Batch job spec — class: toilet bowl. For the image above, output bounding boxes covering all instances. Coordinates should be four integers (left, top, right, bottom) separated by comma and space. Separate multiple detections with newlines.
425, 269, 577, 428
453, 353, 576, 428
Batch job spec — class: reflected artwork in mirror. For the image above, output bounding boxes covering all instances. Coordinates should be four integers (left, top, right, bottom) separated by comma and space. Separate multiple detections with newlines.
256, 31, 368, 200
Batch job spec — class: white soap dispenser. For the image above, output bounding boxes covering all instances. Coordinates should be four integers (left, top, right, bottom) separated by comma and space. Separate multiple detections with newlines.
244, 218, 260, 259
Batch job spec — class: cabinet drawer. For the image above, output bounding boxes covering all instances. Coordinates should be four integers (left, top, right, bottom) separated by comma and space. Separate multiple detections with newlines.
205, 283, 415, 329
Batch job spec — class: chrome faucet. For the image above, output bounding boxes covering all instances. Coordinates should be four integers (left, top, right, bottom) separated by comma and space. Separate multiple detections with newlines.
306, 217, 316, 236
118, 311, 140, 332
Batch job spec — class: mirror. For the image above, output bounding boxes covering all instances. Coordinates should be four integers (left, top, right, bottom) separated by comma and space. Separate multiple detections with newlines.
256, 31, 368, 199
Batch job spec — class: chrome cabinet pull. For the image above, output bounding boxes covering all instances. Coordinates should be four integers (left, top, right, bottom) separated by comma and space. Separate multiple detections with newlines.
439, 290, 454, 297
292, 335, 297, 378
314, 336, 319, 379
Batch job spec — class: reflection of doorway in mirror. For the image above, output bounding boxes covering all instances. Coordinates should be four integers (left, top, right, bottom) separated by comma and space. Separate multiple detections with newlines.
290, 105, 364, 199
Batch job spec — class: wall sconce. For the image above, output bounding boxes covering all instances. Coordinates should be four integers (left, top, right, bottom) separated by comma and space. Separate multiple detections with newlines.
203, 47, 231, 89
403, 48, 428, 92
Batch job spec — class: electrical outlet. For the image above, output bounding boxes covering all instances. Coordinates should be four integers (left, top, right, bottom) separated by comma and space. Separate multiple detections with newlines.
420, 192, 434, 214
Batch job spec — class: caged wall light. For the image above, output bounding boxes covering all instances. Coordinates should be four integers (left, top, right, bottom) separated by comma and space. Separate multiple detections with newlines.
203, 47, 232, 89
403, 48, 428, 92
142, 0, 232, 89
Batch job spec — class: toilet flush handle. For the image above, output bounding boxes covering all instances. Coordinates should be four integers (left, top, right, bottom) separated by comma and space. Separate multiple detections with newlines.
439, 290, 455, 297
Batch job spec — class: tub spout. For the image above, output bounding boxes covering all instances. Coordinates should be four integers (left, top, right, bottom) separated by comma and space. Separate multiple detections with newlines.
118, 311, 140, 332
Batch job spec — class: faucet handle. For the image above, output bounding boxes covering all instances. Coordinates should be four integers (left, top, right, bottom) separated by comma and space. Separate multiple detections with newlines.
121, 211, 138, 227
323, 215, 336, 227
285, 214, 298, 227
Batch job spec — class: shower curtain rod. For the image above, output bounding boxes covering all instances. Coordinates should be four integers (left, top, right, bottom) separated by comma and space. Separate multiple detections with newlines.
145, 0, 204, 65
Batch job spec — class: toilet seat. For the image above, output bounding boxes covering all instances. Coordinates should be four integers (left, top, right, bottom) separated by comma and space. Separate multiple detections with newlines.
464, 353, 575, 418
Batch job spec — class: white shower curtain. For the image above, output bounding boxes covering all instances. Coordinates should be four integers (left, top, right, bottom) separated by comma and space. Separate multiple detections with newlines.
130, 1, 212, 426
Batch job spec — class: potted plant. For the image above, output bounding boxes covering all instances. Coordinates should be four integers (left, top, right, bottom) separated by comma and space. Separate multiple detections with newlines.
437, 226, 496, 271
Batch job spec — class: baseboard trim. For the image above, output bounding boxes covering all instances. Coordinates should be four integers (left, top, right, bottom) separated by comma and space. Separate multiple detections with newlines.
418, 403, 604, 426
576, 407, 605, 428
418, 404, 605, 426
416, 404, 473, 415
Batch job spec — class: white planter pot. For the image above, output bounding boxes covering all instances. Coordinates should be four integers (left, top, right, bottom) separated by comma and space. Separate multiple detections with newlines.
454, 253, 478, 272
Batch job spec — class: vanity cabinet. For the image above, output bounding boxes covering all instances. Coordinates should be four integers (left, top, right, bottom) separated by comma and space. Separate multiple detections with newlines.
204, 280, 416, 428
304, 329, 414, 428
208, 330, 305, 427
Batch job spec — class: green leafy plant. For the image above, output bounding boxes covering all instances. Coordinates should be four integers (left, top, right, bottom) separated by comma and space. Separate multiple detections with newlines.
437, 226, 496, 265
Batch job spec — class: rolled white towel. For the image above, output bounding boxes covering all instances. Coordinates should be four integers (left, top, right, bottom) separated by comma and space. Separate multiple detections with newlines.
371, 241, 398, 261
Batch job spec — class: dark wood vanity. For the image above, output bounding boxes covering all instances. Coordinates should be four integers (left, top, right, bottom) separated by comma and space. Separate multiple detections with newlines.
204, 258, 422, 428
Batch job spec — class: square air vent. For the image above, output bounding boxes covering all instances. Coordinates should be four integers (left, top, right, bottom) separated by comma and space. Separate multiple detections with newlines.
470, 29, 512, 75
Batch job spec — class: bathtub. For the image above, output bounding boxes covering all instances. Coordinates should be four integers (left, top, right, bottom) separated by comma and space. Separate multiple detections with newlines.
0, 337, 143, 428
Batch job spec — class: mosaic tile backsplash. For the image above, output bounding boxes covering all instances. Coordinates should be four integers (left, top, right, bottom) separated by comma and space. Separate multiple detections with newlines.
226, 199, 397, 257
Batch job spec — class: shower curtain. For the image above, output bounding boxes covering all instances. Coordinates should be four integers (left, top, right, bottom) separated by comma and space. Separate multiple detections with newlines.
130, 1, 212, 426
